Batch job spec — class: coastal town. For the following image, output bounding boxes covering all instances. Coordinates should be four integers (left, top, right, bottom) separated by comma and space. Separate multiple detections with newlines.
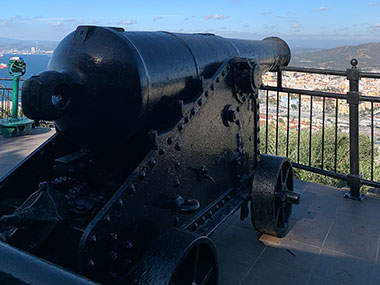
260, 70, 380, 144
0, 47, 53, 55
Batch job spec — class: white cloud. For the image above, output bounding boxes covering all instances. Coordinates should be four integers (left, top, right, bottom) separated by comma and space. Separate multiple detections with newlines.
317, 6, 330, 11
372, 22, 380, 28
153, 16, 163, 21
369, 2, 377, 6
203, 14, 229, 20
120, 20, 137, 25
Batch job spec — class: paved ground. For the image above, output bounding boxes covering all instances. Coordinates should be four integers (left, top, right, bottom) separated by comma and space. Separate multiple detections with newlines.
0, 127, 54, 178
212, 180, 380, 285
1, 128, 380, 284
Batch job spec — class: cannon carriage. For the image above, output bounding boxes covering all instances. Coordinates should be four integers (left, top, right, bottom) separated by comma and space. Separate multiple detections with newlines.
0, 26, 299, 284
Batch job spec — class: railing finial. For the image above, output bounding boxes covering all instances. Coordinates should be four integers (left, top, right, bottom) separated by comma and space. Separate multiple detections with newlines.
350, 58, 358, 69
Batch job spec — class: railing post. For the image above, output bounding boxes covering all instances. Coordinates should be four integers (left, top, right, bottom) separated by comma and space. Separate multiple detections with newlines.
277, 69, 282, 89
344, 59, 365, 200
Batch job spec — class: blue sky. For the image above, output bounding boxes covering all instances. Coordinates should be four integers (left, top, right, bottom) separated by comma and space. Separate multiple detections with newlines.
0, 0, 379, 48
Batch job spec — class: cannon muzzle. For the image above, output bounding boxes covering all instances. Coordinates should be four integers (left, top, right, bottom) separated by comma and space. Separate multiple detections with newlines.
22, 71, 75, 121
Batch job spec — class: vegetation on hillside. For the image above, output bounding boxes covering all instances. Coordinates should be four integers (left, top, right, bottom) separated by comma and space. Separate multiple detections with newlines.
261, 124, 380, 189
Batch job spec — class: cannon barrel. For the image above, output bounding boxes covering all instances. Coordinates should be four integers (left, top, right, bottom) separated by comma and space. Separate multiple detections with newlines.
22, 25, 290, 151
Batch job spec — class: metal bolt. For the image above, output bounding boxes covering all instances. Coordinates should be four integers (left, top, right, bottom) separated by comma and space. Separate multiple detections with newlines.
236, 106, 240, 112
167, 137, 173, 145
104, 215, 111, 223
216, 77, 220, 83
109, 251, 118, 261
210, 84, 214, 90
174, 179, 181, 187
128, 184, 136, 194
184, 116, 189, 123
205, 91, 209, 97
108, 272, 117, 280
236, 119, 241, 126
87, 259, 95, 268
110, 233, 118, 241
177, 123, 184, 131
158, 147, 165, 155
175, 160, 181, 168
124, 258, 132, 266
117, 199, 124, 207
175, 142, 181, 151
139, 170, 146, 179
198, 99, 203, 106
191, 108, 196, 116
124, 241, 133, 249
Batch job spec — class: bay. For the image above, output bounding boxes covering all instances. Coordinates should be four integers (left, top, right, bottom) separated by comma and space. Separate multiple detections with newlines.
0, 54, 50, 88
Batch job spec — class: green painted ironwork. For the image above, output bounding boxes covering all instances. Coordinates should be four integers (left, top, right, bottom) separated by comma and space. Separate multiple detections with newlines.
8, 57, 26, 119
0, 57, 33, 137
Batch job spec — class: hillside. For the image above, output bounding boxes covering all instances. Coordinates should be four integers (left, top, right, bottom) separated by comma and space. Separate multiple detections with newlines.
0, 37, 58, 51
290, 42, 380, 71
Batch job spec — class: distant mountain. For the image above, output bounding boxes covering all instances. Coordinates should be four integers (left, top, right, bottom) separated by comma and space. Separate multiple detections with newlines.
290, 42, 380, 71
0, 37, 58, 51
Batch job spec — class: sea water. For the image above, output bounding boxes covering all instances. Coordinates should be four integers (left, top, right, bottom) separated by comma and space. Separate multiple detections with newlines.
0, 54, 50, 88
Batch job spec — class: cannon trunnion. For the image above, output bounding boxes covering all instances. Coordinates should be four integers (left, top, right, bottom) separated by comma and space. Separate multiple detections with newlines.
0, 26, 299, 284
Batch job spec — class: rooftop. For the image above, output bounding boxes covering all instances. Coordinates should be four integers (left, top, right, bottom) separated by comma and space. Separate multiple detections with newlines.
1, 128, 380, 284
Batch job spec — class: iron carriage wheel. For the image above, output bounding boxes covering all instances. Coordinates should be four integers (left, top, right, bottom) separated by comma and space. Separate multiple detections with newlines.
251, 154, 300, 237
135, 229, 218, 285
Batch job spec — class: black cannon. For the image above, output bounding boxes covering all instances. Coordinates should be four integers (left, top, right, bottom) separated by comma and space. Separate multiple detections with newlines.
0, 26, 300, 284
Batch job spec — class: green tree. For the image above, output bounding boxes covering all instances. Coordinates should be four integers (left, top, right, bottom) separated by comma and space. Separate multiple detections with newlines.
260, 125, 380, 189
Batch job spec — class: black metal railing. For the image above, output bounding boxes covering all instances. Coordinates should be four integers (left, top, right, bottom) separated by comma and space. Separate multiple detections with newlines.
260, 59, 380, 200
